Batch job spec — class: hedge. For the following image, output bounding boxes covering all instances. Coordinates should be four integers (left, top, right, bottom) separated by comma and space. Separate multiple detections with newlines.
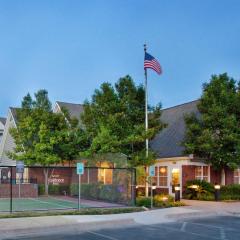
70, 183, 129, 203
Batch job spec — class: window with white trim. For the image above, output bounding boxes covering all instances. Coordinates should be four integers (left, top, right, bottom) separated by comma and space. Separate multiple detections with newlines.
234, 169, 240, 184
158, 166, 168, 187
195, 166, 209, 181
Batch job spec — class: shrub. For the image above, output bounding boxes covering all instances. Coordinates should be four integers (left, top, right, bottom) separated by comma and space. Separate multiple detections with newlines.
220, 184, 240, 200
183, 180, 215, 200
136, 197, 151, 208
136, 194, 184, 208
70, 183, 127, 203
38, 184, 45, 195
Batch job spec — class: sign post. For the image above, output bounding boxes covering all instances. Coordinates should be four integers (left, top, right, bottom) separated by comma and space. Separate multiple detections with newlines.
149, 165, 155, 208
16, 161, 24, 198
76, 163, 84, 211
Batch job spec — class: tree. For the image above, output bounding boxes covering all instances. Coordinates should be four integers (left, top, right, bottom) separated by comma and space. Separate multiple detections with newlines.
183, 73, 240, 185
81, 75, 165, 166
9, 89, 86, 194
81, 76, 165, 196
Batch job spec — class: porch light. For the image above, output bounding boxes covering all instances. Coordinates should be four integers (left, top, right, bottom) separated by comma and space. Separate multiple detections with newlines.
214, 184, 221, 190
160, 167, 166, 174
135, 185, 139, 189
152, 185, 157, 190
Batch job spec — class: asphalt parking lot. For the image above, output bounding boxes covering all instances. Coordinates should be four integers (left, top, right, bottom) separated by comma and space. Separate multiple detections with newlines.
5, 215, 240, 240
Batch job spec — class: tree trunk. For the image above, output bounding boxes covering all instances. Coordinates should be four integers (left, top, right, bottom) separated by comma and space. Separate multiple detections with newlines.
43, 168, 49, 196
145, 166, 149, 197
220, 168, 226, 186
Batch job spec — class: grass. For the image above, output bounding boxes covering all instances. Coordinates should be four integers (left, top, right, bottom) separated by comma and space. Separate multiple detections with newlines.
0, 207, 144, 219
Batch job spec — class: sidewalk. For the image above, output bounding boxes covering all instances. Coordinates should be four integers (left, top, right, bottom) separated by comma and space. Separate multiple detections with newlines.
0, 202, 239, 239
0, 207, 200, 239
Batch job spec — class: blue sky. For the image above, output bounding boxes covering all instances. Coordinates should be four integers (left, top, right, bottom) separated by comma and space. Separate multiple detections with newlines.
1, 0, 240, 116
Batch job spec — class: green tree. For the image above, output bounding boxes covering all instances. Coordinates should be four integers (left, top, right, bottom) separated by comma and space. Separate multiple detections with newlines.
183, 73, 240, 185
81, 75, 165, 166
9, 89, 86, 194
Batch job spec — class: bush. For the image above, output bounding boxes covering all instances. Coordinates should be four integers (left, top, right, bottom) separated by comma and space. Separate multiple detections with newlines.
38, 184, 69, 195
70, 183, 127, 203
220, 184, 240, 200
136, 194, 184, 208
183, 180, 215, 200
136, 197, 151, 208
38, 184, 45, 195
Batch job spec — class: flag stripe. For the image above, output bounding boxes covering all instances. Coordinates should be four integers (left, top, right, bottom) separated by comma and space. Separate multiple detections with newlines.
144, 52, 162, 75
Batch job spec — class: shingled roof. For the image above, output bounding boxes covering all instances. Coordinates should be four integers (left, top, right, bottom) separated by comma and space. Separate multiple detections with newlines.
56, 101, 84, 120
0, 117, 6, 125
150, 100, 200, 158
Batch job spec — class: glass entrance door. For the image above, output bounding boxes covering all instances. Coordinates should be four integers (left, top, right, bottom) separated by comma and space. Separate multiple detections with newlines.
170, 168, 180, 195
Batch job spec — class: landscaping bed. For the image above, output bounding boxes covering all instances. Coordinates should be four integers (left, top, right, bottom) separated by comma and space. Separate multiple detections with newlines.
183, 180, 240, 201
136, 194, 185, 208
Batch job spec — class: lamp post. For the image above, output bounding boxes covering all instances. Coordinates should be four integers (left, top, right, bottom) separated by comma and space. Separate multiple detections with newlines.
214, 184, 221, 201
174, 185, 181, 202
150, 182, 157, 209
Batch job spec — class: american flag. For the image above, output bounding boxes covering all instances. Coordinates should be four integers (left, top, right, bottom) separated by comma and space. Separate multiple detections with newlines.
144, 52, 162, 75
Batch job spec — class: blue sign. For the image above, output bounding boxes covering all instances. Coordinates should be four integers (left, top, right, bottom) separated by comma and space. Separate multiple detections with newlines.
149, 165, 155, 177
16, 161, 24, 173
77, 163, 84, 175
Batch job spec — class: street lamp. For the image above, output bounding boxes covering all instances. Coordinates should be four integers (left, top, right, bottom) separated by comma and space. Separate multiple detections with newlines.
214, 184, 221, 201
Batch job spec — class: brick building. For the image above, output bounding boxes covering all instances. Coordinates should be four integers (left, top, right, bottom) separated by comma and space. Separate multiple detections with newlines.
148, 100, 240, 196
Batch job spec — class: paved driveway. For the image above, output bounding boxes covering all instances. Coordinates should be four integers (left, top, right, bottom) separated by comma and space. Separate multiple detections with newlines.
4, 216, 240, 240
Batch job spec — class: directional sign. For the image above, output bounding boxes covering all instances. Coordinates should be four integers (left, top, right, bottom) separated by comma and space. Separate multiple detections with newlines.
16, 161, 24, 173
149, 165, 155, 177
77, 163, 84, 175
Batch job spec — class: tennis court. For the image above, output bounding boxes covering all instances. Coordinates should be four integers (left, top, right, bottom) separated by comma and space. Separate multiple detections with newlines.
0, 196, 82, 212
0, 196, 125, 212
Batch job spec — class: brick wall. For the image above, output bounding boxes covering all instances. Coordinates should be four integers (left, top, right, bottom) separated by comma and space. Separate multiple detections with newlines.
0, 184, 38, 198
182, 165, 195, 192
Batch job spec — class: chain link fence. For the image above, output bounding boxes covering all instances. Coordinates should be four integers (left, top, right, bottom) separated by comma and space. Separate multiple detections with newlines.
0, 166, 136, 212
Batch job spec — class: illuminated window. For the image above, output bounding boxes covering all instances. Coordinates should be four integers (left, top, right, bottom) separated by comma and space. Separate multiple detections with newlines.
195, 166, 209, 181
98, 162, 113, 184
234, 169, 240, 184
158, 166, 168, 187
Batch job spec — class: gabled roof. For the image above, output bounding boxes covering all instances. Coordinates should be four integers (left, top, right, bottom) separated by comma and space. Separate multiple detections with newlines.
56, 101, 84, 120
0, 117, 6, 125
150, 100, 200, 158
9, 107, 19, 124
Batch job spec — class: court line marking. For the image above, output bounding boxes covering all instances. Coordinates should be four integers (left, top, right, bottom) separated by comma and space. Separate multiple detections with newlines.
29, 198, 75, 209
88, 231, 119, 240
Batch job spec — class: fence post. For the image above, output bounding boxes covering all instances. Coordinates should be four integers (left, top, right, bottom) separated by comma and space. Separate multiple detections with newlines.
10, 167, 13, 213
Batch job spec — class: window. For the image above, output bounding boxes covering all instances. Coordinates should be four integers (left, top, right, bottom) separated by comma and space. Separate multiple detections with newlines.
158, 166, 168, 187
195, 166, 209, 181
234, 169, 240, 184
98, 162, 113, 185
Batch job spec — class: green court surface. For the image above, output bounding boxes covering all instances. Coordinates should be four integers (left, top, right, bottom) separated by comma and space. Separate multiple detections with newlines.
0, 197, 85, 212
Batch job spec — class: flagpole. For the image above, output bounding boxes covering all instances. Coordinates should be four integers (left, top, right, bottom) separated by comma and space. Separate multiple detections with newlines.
144, 44, 149, 197
144, 44, 149, 158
